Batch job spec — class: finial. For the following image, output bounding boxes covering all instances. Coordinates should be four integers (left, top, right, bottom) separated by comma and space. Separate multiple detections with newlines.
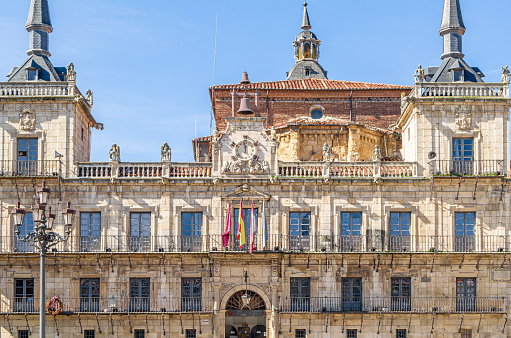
301, 1, 311, 30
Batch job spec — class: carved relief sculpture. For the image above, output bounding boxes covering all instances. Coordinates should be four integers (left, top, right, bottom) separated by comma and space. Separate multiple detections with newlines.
222, 159, 270, 175
161, 142, 171, 162
19, 108, 36, 131
455, 113, 472, 130
109, 144, 120, 162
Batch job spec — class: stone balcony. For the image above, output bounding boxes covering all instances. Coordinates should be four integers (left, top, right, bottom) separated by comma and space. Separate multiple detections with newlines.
413, 82, 509, 99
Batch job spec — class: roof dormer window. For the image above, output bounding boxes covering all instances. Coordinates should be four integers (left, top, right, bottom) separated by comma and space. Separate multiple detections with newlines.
305, 67, 311, 77
453, 69, 464, 82
26, 68, 39, 81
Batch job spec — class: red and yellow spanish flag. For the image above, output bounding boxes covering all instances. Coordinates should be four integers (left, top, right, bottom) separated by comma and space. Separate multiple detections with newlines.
237, 200, 246, 249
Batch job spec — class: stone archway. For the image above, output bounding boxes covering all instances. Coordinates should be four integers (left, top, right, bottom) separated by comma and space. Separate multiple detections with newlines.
221, 286, 271, 338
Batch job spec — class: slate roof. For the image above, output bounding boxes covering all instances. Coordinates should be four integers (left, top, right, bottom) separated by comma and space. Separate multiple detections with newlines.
426, 57, 484, 83
7, 55, 63, 82
27, 0, 52, 28
211, 79, 411, 91
440, 0, 465, 33
287, 60, 327, 80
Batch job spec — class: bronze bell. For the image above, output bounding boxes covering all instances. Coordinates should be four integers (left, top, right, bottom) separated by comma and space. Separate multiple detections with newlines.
237, 96, 254, 115
240, 71, 250, 84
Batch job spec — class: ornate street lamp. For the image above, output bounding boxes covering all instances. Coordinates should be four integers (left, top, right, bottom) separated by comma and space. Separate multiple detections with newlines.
10, 180, 75, 338
241, 271, 252, 308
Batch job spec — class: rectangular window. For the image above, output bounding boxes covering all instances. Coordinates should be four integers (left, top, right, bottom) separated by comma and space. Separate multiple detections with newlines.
84, 330, 95, 338
289, 212, 311, 251
452, 138, 474, 175
18, 330, 29, 338
234, 208, 258, 250
453, 70, 464, 82
17, 138, 38, 175
342, 278, 362, 312
456, 278, 476, 312
295, 329, 306, 338
290, 277, 310, 311
185, 329, 196, 338
181, 212, 202, 252
340, 212, 362, 251
130, 213, 151, 252
15, 213, 35, 253
391, 278, 411, 312
134, 329, 145, 338
455, 212, 475, 252
182, 278, 202, 311
80, 278, 100, 312
27, 69, 37, 81
129, 278, 150, 312
396, 329, 407, 338
80, 212, 101, 252
460, 329, 472, 338
347, 329, 357, 338
389, 212, 411, 252
14, 279, 34, 312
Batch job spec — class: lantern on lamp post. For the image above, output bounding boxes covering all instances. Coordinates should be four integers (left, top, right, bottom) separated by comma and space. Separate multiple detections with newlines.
11, 180, 75, 338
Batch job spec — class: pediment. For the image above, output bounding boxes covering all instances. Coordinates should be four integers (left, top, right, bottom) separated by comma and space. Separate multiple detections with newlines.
221, 185, 271, 200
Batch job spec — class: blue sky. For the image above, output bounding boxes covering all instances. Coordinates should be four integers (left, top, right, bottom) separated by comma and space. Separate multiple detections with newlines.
0, 0, 510, 162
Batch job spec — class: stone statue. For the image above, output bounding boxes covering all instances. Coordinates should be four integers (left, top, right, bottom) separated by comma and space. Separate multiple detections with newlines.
212, 127, 220, 143
270, 126, 277, 141
161, 142, 171, 162
109, 144, 120, 162
322, 142, 331, 162
372, 145, 382, 161
86, 89, 93, 106
502, 65, 510, 83
19, 108, 35, 131
66, 63, 76, 82
414, 65, 425, 83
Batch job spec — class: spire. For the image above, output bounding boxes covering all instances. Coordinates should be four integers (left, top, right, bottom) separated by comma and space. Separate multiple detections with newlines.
26, 0, 53, 57
301, 2, 311, 30
439, 0, 465, 60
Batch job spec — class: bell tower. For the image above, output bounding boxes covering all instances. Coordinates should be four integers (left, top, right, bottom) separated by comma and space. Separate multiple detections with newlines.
286, 2, 328, 80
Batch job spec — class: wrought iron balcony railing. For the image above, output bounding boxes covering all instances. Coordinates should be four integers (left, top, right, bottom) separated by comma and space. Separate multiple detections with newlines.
0, 160, 60, 177
430, 160, 505, 177
279, 296, 507, 314
1, 234, 509, 254
0, 297, 213, 314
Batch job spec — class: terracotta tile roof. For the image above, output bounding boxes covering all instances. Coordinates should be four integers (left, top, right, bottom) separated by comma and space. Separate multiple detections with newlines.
211, 78, 412, 91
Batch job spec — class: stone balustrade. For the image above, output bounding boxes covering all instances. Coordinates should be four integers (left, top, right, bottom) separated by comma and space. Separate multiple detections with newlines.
414, 82, 509, 98
75, 162, 213, 179
0, 82, 70, 97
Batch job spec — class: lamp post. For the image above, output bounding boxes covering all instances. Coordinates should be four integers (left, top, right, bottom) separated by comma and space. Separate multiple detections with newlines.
241, 271, 252, 308
11, 180, 75, 338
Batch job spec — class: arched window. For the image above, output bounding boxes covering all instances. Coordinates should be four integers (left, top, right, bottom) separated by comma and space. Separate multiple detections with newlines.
304, 43, 311, 59
311, 109, 323, 119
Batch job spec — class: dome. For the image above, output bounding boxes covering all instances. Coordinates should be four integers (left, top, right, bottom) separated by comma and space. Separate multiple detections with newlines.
297, 30, 318, 41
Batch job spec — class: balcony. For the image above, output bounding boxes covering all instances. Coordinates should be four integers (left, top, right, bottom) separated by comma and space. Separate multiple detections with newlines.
279, 296, 506, 314
0, 82, 70, 97
0, 160, 60, 177
1, 234, 509, 254
430, 160, 505, 177
0, 297, 213, 314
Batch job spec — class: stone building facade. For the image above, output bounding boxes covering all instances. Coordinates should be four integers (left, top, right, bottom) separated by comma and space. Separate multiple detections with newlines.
1, 1, 511, 338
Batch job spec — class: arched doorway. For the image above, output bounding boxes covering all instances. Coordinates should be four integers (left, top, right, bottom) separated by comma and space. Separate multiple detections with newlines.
225, 290, 266, 338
